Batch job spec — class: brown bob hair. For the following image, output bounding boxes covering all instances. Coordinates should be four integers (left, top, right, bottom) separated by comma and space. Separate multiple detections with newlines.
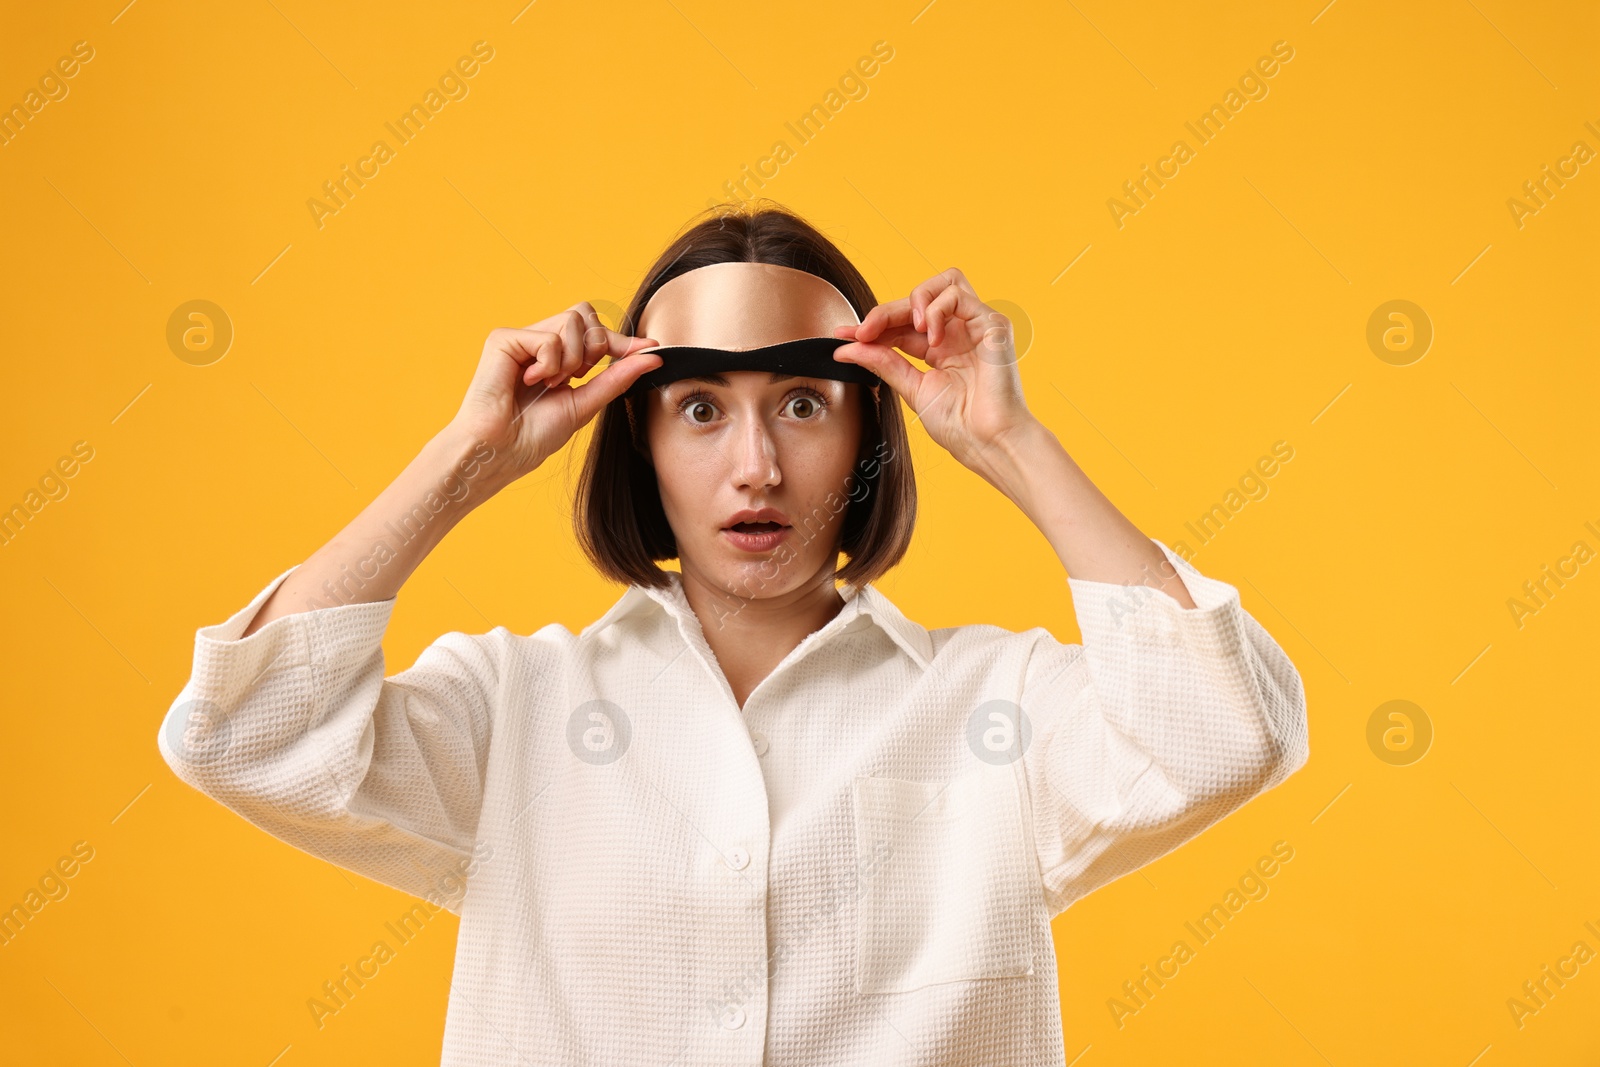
574, 201, 917, 591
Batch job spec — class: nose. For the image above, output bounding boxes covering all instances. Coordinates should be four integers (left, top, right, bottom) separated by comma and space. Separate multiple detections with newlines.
728, 412, 780, 490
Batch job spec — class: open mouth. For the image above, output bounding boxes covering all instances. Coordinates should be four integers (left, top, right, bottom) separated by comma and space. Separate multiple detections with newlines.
722, 517, 793, 553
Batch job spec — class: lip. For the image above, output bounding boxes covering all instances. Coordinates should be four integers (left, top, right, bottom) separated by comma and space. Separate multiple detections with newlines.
722, 507, 792, 529
721, 507, 792, 554
722, 526, 791, 553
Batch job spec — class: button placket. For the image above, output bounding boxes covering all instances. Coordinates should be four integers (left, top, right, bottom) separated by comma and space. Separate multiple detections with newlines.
708, 836, 763, 1054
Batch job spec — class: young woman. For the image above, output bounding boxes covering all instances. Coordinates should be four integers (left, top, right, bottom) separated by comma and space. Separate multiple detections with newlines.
159, 204, 1309, 1065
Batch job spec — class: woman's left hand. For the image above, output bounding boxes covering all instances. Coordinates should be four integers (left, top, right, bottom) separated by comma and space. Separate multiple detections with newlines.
832, 268, 1037, 478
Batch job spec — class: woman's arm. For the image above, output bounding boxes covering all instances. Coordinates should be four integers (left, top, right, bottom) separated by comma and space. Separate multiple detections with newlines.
242, 423, 507, 636
245, 310, 665, 634
159, 568, 511, 911
834, 266, 1194, 604
160, 311, 664, 906
1013, 535, 1308, 914
969, 417, 1198, 605
834, 269, 1309, 914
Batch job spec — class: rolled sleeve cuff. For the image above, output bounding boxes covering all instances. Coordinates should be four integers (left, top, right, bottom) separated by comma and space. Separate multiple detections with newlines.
162, 567, 403, 770
191, 564, 400, 679
1065, 538, 1247, 656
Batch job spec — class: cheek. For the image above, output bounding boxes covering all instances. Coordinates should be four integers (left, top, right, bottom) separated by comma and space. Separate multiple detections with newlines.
792, 444, 856, 490
785, 430, 863, 505
649, 435, 723, 517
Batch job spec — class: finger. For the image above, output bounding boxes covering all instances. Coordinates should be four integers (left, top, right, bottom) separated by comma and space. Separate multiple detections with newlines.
927, 283, 993, 351
560, 305, 615, 390
908, 268, 975, 333
570, 302, 623, 383
566, 303, 611, 389
854, 297, 914, 344
908, 274, 949, 332
534, 310, 586, 389
923, 285, 963, 349
943, 266, 977, 294
529, 309, 588, 389
491, 327, 553, 365
568, 352, 664, 426
564, 327, 659, 392
484, 330, 567, 413
492, 329, 561, 390
518, 301, 619, 336
511, 300, 652, 387
562, 299, 659, 362
599, 329, 659, 360
832, 340, 925, 402
847, 323, 930, 360
504, 328, 560, 387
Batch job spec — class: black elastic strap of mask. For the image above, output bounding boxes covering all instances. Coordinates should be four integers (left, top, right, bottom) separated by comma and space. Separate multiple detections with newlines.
621, 337, 882, 403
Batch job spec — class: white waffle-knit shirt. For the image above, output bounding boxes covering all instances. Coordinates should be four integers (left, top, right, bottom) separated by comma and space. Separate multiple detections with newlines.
157, 537, 1309, 1065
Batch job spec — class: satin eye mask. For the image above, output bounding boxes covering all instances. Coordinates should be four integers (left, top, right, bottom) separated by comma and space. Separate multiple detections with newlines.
619, 261, 883, 403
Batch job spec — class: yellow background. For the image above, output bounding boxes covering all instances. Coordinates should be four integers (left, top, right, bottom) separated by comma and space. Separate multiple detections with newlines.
2, 0, 1596, 1063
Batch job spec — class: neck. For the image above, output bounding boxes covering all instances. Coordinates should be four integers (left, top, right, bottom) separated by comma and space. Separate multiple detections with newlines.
677, 560, 848, 708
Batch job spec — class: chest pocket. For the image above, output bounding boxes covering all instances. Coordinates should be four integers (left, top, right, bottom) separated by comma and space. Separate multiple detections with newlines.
850, 763, 1038, 994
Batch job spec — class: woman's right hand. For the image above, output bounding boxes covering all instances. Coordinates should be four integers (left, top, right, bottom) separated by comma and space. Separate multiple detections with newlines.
449, 303, 662, 485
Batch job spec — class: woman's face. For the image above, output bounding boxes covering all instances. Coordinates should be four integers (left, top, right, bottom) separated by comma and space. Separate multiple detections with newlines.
643, 372, 866, 599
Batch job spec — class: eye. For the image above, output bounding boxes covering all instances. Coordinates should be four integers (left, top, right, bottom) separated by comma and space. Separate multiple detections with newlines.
675, 391, 720, 425
674, 386, 831, 426
784, 387, 830, 419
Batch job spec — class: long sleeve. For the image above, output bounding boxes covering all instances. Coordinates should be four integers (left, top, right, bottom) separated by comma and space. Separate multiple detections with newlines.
1018, 538, 1310, 916
156, 564, 508, 914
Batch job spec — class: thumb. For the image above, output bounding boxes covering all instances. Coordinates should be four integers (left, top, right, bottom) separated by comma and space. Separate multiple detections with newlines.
569, 352, 663, 425
833, 341, 925, 405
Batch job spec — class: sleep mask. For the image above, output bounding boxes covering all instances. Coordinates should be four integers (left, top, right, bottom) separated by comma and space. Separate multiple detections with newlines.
620, 261, 883, 402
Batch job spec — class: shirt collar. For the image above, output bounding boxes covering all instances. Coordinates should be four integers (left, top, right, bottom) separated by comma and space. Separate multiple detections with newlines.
579, 571, 933, 670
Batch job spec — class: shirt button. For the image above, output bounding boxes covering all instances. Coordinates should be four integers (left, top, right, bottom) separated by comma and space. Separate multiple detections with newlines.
751, 731, 769, 756
720, 1005, 746, 1030
725, 847, 750, 871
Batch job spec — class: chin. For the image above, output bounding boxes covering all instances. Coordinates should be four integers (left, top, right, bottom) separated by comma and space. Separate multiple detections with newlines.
689, 545, 817, 600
